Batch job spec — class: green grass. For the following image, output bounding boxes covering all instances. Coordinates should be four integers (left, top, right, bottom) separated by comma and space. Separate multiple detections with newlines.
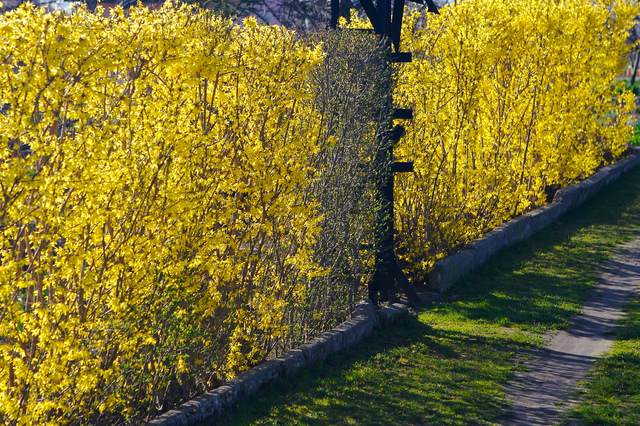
566, 298, 640, 426
631, 122, 640, 146
222, 167, 640, 426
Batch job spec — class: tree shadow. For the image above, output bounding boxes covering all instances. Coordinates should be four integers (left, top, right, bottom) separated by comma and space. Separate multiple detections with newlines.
221, 316, 533, 425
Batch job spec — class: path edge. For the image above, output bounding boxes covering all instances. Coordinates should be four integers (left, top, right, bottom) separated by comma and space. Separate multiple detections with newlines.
428, 147, 640, 292
148, 147, 640, 425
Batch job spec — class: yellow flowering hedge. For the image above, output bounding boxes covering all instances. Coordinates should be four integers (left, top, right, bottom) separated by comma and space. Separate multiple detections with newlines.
0, 3, 327, 423
395, 0, 639, 276
0, 0, 638, 423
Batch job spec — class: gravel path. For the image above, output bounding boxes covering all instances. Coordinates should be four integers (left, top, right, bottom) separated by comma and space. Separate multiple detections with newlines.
500, 238, 640, 425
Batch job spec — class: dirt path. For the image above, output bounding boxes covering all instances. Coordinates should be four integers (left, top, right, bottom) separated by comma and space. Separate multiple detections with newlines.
500, 238, 640, 425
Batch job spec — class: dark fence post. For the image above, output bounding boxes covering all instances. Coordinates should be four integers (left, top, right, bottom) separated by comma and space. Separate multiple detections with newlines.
330, 0, 439, 306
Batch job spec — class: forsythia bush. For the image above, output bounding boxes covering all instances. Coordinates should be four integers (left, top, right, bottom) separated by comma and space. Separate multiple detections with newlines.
0, 3, 328, 423
395, 0, 639, 276
1, 0, 638, 423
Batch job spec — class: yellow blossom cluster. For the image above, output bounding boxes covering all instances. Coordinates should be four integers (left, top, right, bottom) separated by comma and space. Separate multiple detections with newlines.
394, 0, 639, 277
0, 3, 325, 423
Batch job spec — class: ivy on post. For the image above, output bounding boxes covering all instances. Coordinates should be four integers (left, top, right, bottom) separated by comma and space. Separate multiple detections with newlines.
330, 0, 439, 306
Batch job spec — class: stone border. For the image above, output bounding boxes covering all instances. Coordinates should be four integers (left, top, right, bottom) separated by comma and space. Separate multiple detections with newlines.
148, 302, 409, 425
427, 147, 640, 292
149, 147, 640, 425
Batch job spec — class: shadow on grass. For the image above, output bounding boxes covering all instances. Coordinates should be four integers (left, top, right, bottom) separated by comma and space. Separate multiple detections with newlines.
221, 317, 528, 426
220, 168, 640, 426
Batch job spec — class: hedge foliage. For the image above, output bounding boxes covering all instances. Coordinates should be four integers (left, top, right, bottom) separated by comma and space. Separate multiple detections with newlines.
0, 0, 638, 423
395, 0, 639, 275
0, 3, 328, 423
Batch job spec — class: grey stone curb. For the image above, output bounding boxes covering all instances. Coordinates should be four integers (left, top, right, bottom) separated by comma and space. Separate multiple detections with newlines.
148, 302, 409, 425
427, 147, 640, 292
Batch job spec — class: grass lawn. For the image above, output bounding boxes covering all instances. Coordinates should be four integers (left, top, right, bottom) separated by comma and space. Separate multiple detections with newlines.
222, 166, 640, 426
566, 298, 640, 426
